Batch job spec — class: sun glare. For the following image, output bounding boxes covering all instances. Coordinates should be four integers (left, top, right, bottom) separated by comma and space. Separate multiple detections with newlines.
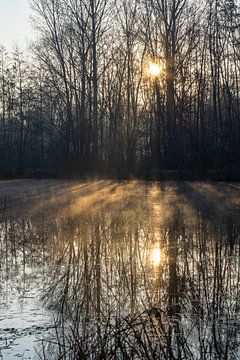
148, 62, 161, 77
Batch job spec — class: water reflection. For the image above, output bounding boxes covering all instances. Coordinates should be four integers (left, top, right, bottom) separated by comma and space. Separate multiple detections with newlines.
0, 180, 240, 359
151, 247, 161, 266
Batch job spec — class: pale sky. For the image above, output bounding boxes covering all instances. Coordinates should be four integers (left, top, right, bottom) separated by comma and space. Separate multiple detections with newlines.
0, 0, 33, 50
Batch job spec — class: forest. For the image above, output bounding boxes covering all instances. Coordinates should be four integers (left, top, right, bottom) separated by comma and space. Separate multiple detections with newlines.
0, 0, 239, 178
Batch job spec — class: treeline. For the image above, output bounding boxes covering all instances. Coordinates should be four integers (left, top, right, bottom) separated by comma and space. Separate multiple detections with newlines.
0, 0, 239, 178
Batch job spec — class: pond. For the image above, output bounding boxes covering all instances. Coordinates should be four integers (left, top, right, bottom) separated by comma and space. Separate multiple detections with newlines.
0, 180, 240, 359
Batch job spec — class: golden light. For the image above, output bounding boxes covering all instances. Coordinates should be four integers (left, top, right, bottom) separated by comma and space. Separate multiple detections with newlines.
148, 62, 161, 78
151, 247, 161, 266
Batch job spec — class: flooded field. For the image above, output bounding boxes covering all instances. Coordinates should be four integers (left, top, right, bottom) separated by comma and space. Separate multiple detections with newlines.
0, 180, 240, 359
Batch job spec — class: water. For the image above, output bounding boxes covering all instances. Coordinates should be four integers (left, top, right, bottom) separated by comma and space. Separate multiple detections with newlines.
0, 180, 239, 359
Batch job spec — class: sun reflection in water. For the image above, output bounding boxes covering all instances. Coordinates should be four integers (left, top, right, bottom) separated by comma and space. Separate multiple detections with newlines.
151, 247, 161, 266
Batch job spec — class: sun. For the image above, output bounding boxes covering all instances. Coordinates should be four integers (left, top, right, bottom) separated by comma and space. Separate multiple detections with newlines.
148, 62, 161, 77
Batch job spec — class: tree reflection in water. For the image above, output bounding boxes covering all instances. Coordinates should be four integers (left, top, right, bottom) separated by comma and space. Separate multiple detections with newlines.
0, 181, 240, 359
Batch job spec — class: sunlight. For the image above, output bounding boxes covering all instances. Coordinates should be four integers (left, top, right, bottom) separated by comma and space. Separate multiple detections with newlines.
151, 247, 161, 266
148, 62, 162, 78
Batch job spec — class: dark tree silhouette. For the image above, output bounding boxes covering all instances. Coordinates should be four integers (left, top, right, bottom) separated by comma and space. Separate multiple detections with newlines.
0, 0, 239, 178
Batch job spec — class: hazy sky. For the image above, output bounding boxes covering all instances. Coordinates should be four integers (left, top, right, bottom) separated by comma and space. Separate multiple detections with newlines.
0, 0, 33, 50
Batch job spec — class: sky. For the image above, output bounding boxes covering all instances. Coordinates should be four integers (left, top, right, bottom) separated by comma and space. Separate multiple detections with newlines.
0, 0, 33, 51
